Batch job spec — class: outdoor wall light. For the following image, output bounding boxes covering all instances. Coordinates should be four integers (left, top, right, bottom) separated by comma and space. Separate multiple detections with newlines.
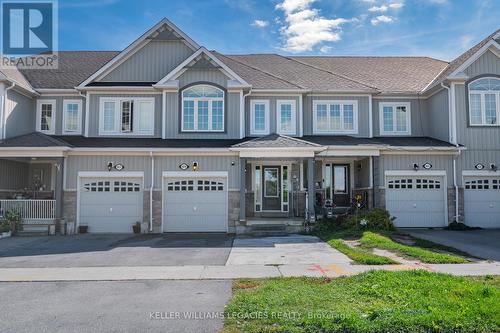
231, 161, 235, 166
192, 162, 198, 171
107, 162, 113, 171
491, 164, 497, 172
413, 163, 419, 171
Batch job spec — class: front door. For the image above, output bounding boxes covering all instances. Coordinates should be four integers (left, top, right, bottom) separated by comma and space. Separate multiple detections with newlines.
262, 166, 281, 211
332, 164, 350, 207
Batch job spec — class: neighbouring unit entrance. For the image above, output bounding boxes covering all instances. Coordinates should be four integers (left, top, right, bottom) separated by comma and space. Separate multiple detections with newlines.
324, 164, 351, 207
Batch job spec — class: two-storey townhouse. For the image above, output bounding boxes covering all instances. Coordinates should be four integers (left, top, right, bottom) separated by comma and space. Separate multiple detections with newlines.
0, 18, 498, 234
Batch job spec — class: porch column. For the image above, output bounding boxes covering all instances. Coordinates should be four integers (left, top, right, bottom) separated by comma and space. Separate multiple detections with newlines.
307, 157, 315, 220
55, 157, 64, 219
239, 158, 246, 221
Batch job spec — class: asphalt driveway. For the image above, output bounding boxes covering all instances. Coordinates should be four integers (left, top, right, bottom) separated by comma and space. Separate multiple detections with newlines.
0, 280, 231, 333
0, 233, 233, 268
406, 229, 500, 261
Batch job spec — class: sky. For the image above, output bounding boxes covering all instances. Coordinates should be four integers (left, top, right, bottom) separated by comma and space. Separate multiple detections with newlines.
57, 0, 500, 61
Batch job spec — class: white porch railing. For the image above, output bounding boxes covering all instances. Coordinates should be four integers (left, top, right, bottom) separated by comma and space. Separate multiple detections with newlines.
0, 200, 56, 224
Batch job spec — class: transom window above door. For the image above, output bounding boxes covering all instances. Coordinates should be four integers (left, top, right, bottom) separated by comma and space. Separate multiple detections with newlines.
99, 97, 155, 135
468, 77, 500, 126
276, 100, 297, 135
250, 100, 270, 135
313, 100, 358, 134
36, 100, 56, 134
182, 85, 224, 132
379, 102, 411, 135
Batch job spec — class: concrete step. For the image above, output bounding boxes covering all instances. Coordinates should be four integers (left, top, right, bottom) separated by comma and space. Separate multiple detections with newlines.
17, 231, 48, 237
248, 224, 288, 237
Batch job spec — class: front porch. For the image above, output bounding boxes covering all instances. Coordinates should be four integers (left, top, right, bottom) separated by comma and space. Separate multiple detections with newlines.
0, 156, 64, 233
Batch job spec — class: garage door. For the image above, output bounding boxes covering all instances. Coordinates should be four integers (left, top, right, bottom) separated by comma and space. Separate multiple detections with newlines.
464, 176, 500, 228
79, 177, 143, 233
385, 175, 446, 228
163, 176, 227, 232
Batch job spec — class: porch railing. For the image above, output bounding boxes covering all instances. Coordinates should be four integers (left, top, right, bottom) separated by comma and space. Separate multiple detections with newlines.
0, 199, 56, 223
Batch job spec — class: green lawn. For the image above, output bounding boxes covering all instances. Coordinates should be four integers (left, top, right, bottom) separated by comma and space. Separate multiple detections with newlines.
359, 232, 469, 264
224, 271, 500, 333
315, 228, 469, 265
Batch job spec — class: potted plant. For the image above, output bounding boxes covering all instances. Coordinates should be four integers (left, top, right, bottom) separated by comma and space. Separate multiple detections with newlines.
78, 225, 88, 234
4, 209, 22, 235
132, 222, 141, 234
0, 219, 11, 238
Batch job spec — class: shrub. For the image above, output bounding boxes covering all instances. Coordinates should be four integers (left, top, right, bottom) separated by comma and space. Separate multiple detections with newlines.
361, 208, 396, 231
4, 209, 22, 234
446, 221, 481, 231
0, 220, 10, 233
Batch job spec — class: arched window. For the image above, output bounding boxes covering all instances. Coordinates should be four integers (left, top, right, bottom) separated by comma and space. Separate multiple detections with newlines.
469, 77, 500, 125
181, 85, 224, 132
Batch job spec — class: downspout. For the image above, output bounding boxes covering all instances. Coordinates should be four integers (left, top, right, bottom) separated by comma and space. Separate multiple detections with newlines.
150, 151, 154, 232
2, 82, 15, 140
442, 82, 460, 223
78, 91, 87, 136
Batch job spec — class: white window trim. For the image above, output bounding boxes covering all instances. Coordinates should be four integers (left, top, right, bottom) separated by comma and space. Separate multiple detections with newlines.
36, 100, 56, 135
98, 97, 155, 136
181, 85, 225, 132
62, 99, 83, 135
379, 102, 411, 136
250, 99, 270, 135
276, 99, 297, 135
468, 78, 500, 126
312, 100, 359, 134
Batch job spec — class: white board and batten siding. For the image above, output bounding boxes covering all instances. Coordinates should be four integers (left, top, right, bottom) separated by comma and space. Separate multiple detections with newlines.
162, 172, 228, 233
77, 172, 144, 233
463, 172, 500, 228
384, 171, 448, 228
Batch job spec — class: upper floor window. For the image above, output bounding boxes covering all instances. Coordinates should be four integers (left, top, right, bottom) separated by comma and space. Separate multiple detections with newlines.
63, 100, 82, 135
276, 100, 296, 135
313, 100, 358, 134
99, 97, 154, 135
36, 100, 56, 135
250, 100, 270, 135
469, 77, 500, 126
182, 85, 224, 132
379, 102, 411, 135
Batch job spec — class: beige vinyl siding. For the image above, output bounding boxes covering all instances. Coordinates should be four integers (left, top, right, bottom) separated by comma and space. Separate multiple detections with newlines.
303, 95, 370, 137
372, 98, 428, 137
64, 155, 240, 190
100, 41, 194, 82
87, 93, 162, 137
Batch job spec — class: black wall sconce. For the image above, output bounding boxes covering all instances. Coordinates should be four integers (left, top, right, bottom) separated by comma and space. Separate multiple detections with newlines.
413, 163, 419, 171
192, 161, 199, 171
491, 164, 497, 172
107, 162, 113, 171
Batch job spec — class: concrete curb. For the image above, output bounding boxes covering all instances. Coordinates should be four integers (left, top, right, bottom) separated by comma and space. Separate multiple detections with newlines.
0, 262, 498, 282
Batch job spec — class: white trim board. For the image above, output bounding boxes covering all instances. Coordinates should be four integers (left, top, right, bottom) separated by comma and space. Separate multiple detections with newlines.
162, 171, 228, 178
385, 170, 447, 177
448, 39, 500, 79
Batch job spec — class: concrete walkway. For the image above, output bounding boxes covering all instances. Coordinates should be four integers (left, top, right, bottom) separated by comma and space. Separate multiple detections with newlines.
0, 262, 498, 281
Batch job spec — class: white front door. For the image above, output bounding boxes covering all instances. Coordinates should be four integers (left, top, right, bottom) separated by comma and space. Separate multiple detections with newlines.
385, 175, 446, 228
79, 177, 143, 233
163, 175, 228, 232
464, 176, 500, 228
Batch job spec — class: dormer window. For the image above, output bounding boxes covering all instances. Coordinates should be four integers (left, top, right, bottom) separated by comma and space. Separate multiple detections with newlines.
181, 85, 224, 132
469, 77, 500, 126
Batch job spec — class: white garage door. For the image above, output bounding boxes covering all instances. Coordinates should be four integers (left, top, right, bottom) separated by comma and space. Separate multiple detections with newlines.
464, 176, 500, 228
79, 177, 143, 233
385, 175, 446, 228
163, 176, 228, 232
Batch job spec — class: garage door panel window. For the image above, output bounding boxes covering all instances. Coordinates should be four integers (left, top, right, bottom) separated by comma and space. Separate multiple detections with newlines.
83, 181, 111, 192
387, 178, 441, 189
113, 181, 141, 192
166, 179, 224, 192
465, 178, 500, 190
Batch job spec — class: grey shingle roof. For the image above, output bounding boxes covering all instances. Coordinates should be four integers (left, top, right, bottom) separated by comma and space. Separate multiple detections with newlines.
222, 54, 377, 92
232, 134, 322, 149
0, 132, 70, 147
54, 136, 245, 148
19, 51, 119, 89
0, 67, 34, 92
425, 29, 500, 92
291, 56, 448, 94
